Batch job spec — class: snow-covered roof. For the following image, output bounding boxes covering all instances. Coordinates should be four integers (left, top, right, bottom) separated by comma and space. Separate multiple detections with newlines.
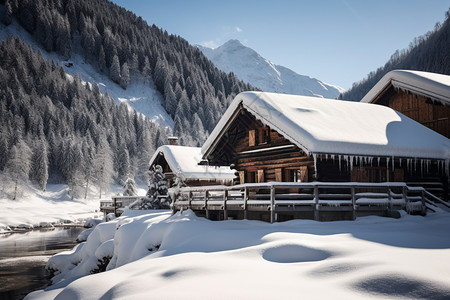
149, 145, 236, 181
361, 70, 450, 105
202, 91, 450, 160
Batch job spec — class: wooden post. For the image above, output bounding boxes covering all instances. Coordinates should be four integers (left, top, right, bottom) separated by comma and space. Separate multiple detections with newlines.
387, 186, 393, 210
223, 190, 228, 220
314, 185, 320, 221
205, 190, 209, 219
351, 186, 356, 220
421, 189, 426, 216
270, 185, 276, 223
188, 190, 192, 210
402, 185, 408, 213
244, 187, 248, 219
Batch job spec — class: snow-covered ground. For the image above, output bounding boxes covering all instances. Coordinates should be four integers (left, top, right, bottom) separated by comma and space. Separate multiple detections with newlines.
26, 208, 450, 300
0, 184, 101, 231
0, 20, 173, 128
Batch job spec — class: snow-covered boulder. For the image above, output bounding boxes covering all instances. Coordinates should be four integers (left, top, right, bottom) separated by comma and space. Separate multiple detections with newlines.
83, 218, 102, 228
76, 228, 94, 242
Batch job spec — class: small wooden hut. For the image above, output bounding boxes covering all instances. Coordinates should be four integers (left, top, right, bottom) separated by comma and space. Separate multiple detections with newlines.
149, 145, 235, 188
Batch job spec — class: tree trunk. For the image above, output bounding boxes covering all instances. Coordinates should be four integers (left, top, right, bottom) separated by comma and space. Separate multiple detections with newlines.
13, 179, 18, 200
84, 177, 89, 199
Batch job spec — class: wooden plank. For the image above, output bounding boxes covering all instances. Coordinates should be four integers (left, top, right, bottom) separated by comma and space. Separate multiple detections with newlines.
257, 169, 264, 183
239, 171, 245, 184
300, 166, 308, 182
275, 168, 282, 182
248, 129, 256, 147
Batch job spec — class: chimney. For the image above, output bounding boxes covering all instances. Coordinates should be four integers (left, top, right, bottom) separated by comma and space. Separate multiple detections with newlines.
168, 136, 178, 146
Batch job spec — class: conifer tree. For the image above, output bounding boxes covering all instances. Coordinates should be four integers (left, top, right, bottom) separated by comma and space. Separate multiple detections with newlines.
120, 62, 130, 89
110, 54, 121, 84
4, 139, 32, 200
123, 176, 138, 196
30, 138, 49, 191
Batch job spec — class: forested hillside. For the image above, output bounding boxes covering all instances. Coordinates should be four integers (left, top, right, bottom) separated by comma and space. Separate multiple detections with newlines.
340, 8, 450, 101
0, 37, 167, 198
0, 0, 255, 197
0, 0, 252, 146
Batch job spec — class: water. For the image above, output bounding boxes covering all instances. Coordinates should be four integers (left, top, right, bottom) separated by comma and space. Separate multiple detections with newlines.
0, 227, 84, 300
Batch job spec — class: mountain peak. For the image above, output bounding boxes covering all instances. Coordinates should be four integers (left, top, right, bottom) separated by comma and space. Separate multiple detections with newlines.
221, 39, 244, 48
199, 41, 344, 98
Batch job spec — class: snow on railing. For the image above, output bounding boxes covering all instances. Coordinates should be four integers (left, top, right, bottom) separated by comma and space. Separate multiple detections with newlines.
173, 182, 427, 222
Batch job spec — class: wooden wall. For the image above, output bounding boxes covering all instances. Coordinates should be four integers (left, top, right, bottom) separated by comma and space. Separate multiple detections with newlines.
374, 86, 450, 138
223, 110, 315, 184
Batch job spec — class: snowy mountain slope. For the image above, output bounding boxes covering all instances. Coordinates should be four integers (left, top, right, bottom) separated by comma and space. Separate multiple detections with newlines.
0, 21, 173, 129
198, 39, 345, 98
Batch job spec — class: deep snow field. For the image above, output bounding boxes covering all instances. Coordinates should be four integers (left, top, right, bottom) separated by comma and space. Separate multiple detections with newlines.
24, 207, 450, 300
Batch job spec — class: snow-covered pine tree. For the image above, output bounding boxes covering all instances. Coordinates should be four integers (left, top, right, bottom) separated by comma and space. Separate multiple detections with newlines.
120, 62, 130, 89
94, 135, 115, 198
30, 137, 49, 191
139, 165, 170, 209
4, 139, 32, 200
123, 176, 138, 196
110, 54, 121, 84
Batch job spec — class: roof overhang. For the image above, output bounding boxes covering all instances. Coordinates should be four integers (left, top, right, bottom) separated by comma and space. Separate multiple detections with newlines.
361, 70, 450, 105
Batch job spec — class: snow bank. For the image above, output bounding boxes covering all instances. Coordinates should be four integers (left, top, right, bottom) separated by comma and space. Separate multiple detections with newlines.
0, 184, 100, 231
26, 209, 450, 300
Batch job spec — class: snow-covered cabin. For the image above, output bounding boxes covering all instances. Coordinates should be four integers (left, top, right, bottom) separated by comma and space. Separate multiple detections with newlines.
361, 70, 450, 138
201, 91, 449, 198
149, 145, 236, 187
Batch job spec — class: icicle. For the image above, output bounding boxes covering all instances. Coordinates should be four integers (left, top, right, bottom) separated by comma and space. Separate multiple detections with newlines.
446, 159, 450, 178
349, 156, 354, 171
338, 155, 342, 171
313, 153, 318, 180
392, 156, 395, 172
377, 157, 381, 167
386, 157, 390, 171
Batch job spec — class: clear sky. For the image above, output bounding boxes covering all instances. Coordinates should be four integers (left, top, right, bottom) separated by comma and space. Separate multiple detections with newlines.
111, 0, 449, 90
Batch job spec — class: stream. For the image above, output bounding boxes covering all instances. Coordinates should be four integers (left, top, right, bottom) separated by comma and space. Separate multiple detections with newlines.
0, 227, 84, 300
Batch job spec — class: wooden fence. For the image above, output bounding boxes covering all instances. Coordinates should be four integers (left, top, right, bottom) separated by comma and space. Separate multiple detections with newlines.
173, 182, 427, 222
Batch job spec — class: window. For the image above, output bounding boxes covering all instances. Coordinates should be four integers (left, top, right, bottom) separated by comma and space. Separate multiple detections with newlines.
248, 171, 256, 183
248, 127, 270, 146
285, 166, 308, 182
246, 170, 264, 183
259, 127, 270, 144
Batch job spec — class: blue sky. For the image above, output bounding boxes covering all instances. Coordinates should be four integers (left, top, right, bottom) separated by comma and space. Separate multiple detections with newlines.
111, 0, 449, 90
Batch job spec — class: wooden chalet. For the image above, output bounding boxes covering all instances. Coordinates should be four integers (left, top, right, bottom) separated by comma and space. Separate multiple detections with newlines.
172, 91, 450, 221
149, 145, 235, 188
202, 91, 449, 188
361, 70, 450, 138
